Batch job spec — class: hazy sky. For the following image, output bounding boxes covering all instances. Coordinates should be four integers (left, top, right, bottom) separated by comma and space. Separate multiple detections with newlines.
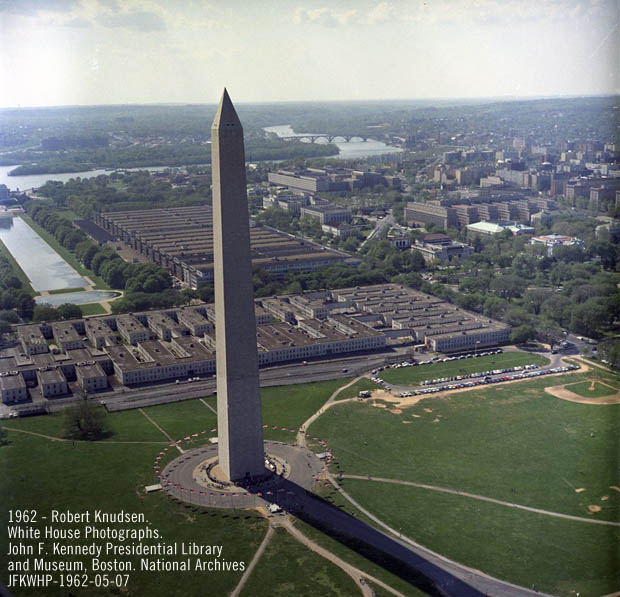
1, 0, 618, 107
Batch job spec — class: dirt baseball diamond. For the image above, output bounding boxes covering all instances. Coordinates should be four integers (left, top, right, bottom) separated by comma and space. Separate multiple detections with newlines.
543, 380, 620, 405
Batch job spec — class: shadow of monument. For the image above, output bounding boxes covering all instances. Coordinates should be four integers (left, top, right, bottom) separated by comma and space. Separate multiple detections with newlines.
242, 474, 483, 597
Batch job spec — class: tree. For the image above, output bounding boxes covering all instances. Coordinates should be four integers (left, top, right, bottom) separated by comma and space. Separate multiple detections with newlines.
510, 324, 536, 345
491, 274, 524, 299
536, 318, 564, 348
33, 304, 60, 322
57, 303, 82, 320
63, 398, 109, 441
569, 298, 612, 338
598, 338, 620, 370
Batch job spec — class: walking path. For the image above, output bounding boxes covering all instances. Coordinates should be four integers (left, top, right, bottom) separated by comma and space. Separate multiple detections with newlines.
297, 375, 364, 448
282, 518, 405, 597
199, 398, 217, 415
231, 524, 275, 597
327, 473, 551, 597
341, 474, 620, 527
139, 408, 185, 453
0, 426, 168, 445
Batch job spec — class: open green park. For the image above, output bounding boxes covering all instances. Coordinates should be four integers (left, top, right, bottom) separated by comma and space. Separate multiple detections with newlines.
1, 362, 619, 596
379, 351, 550, 385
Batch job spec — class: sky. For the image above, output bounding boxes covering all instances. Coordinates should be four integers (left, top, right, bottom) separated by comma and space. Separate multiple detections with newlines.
0, 0, 618, 107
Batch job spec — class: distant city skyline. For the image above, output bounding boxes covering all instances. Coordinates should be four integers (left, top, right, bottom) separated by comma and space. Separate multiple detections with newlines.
1, 0, 618, 108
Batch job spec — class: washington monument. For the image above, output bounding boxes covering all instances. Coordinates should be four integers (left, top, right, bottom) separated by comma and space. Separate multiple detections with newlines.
212, 89, 265, 482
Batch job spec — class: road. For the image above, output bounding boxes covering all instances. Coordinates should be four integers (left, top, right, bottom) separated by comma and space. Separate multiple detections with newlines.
362, 213, 395, 246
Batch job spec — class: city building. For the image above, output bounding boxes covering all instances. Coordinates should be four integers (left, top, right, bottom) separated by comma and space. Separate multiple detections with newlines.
412, 234, 473, 264
95, 205, 349, 288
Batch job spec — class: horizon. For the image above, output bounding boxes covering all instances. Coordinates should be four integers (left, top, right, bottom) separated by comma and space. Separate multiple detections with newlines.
1, 0, 618, 109
1, 91, 618, 112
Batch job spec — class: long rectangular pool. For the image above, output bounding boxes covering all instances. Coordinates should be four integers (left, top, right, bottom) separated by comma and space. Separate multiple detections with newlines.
0, 216, 87, 292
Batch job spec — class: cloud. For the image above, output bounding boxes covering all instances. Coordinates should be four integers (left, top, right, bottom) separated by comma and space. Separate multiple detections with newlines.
0, 0, 79, 14
99, 9, 166, 32
60, 17, 92, 28
404, 0, 615, 26
293, 2, 394, 27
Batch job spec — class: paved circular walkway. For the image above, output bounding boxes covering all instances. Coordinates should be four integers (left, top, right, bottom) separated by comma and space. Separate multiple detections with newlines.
161, 441, 324, 509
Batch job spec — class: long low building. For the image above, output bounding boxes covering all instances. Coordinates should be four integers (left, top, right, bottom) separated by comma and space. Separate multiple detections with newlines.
94, 205, 350, 287
5, 284, 510, 402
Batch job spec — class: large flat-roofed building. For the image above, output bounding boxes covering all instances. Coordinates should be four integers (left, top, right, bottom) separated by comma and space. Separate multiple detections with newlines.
147, 312, 187, 341
95, 205, 349, 287
75, 362, 108, 393
37, 368, 68, 398
52, 322, 84, 352
428, 325, 511, 353
204, 316, 386, 366
330, 284, 510, 352
300, 205, 352, 225
84, 319, 118, 350
412, 236, 473, 264
116, 314, 153, 345
268, 167, 388, 194
106, 337, 215, 385
205, 303, 273, 326
0, 373, 28, 404
404, 202, 457, 229
530, 234, 585, 256
18, 325, 49, 356
177, 307, 213, 336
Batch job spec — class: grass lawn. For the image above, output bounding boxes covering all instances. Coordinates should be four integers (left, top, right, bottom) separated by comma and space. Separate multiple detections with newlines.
0, 432, 267, 596
3, 407, 172, 443
20, 215, 111, 290
0, 238, 35, 294
240, 527, 359, 597
333, 378, 380, 401
379, 352, 549, 385
341, 479, 620, 597
137, 379, 349, 445
309, 370, 620, 521
292, 519, 427, 596
564, 380, 618, 398
79, 302, 108, 316
48, 286, 86, 294
260, 379, 349, 443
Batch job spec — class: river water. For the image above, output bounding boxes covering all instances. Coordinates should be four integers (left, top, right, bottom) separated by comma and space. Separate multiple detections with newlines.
263, 124, 402, 160
0, 165, 170, 192
35, 290, 120, 306
0, 216, 86, 291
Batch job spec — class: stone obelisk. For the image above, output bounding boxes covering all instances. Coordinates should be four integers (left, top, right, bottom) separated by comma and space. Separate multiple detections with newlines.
211, 89, 265, 482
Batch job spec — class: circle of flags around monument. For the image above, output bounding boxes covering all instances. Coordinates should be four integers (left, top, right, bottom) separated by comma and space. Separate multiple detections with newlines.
154, 423, 334, 507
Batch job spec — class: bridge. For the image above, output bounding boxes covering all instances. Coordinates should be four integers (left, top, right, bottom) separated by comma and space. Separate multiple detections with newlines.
278, 134, 370, 143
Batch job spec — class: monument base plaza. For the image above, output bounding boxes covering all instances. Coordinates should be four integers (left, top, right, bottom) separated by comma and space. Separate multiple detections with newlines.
161, 441, 324, 510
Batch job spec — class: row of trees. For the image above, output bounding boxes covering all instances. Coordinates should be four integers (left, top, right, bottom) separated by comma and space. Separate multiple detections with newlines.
0, 255, 35, 321
27, 202, 172, 294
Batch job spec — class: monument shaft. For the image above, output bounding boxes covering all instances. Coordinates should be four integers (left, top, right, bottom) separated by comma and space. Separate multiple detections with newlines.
211, 90, 265, 481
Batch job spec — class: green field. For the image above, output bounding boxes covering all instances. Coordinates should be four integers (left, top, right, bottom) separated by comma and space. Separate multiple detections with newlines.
240, 528, 358, 597
564, 380, 618, 398
80, 302, 108, 316
48, 286, 86, 294
333, 378, 380, 401
379, 352, 549, 385
21, 215, 111, 290
3, 367, 619, 596
310, 370, 619, 521
0, 432, 266, 596
341, 479, 619, 597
